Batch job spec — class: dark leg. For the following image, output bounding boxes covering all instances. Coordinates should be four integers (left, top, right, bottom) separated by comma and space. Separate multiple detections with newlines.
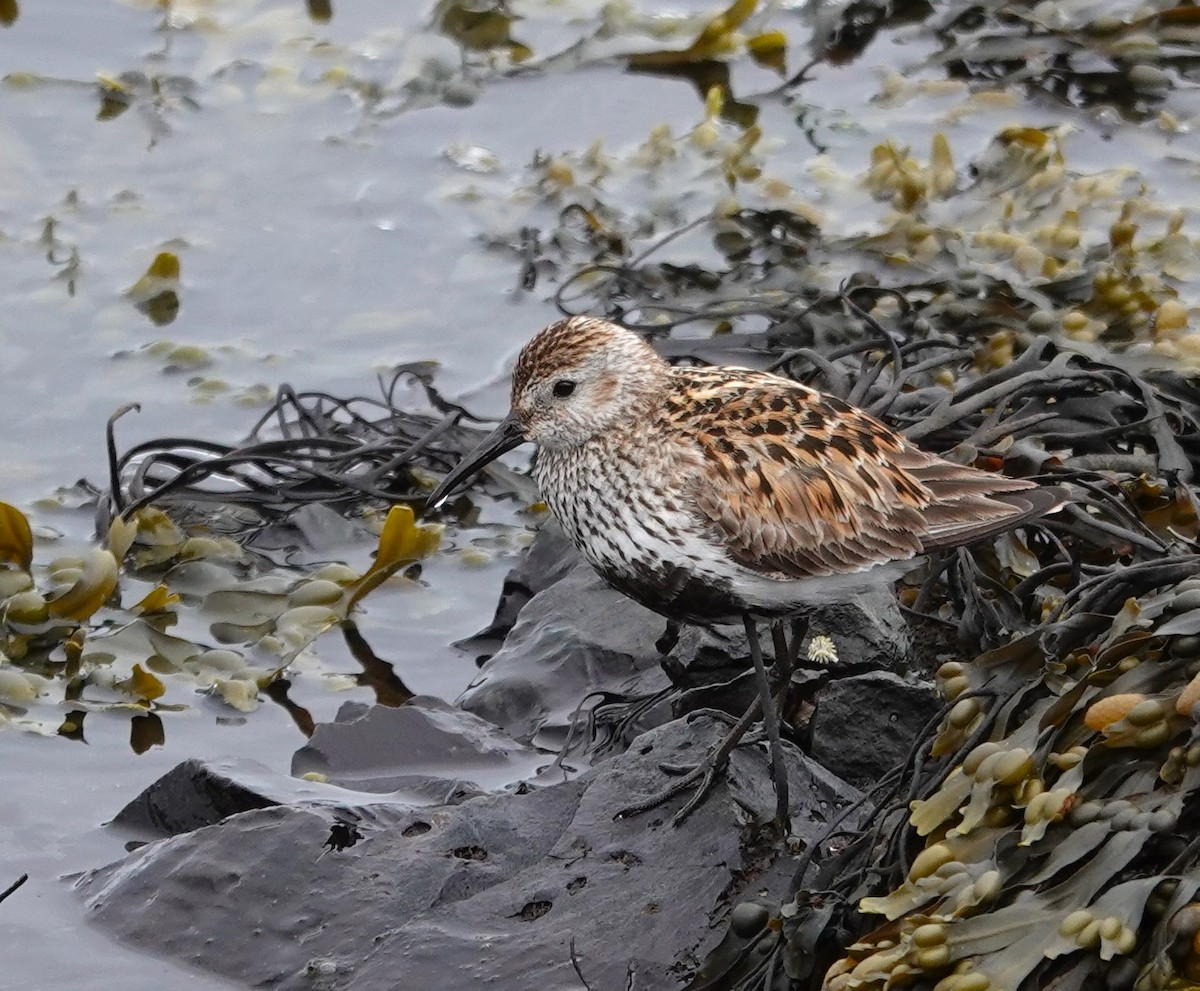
746, 615, 790, 830
613, 618, 793, 830
656, 618, 689, 688
770, 622, 792, 698
770, 615, 809, 705
655, 619, 682, 656
791, 615, 810, 667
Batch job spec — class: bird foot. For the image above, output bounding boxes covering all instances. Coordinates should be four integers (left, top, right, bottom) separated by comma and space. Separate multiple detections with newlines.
613, 754, 727, 827
683, 706, 742, 729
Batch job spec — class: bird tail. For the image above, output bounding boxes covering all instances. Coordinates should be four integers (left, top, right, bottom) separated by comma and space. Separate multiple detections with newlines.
917, 481, 1070, 552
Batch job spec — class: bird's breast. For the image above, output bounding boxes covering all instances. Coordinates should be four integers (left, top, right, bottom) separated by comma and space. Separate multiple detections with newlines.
533, 444, 740, 619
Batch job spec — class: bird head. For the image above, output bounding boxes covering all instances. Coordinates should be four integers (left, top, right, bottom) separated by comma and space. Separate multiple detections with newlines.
425, 317, 665, 509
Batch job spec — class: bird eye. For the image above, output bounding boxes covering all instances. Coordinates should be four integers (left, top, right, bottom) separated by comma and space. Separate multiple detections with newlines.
552, 379, 576, 398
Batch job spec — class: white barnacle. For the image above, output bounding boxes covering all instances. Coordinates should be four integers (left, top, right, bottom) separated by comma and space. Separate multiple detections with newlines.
807, 634, 838, 665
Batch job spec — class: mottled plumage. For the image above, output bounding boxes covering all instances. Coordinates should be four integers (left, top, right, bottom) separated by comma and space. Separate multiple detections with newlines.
433, 316, 1066, 624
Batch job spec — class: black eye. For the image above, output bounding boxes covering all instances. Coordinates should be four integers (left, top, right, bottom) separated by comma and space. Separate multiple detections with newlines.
552, 379, 576, 398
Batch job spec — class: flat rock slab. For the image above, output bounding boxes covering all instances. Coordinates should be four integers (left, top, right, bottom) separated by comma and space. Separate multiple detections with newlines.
79, 716, 859, 991
113, 755, 286, 837
293, 695, 547, 794
115, 695, 550, 840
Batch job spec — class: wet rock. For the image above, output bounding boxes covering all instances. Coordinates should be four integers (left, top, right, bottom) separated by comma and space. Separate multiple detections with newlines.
457, 561, 673, 748
84, 786, 579, 989
454, 525, 579, 654
351, 721, 856, 991
809, 671, 937, 788
112, 755, 454, 842
112, 756, 282, 837
115, 697, 546, 840
80, 527, 913, 984
293, 695, 546, 793
79, 716, 860, 991
795, 588, 912, 675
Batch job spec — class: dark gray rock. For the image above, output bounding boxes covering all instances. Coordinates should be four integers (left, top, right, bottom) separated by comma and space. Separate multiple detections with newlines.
353, 720, 859, 991
111, 755, 454, 843
293, 695, 546, 794
794, 588, 912, 675
91, 531, 915, 990
79, 716, 860, 991
83, 784, 579, 989
112, 756, 282, 837
114, 696, 550, 840
454, 525, 580, 653
456, 562, 674, 747
809, 671, 937, 788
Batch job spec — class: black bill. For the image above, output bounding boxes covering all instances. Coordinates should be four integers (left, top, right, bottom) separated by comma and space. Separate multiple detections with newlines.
425, 412, 528, 511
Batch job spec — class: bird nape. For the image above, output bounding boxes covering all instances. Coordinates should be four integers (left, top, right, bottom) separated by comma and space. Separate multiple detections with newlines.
426, 317, 1070, 831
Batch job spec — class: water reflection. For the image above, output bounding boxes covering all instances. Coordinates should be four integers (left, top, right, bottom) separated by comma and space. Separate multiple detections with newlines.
130, 711, 164, 754
58, 708, 87, 742
260, 678, 316, 737
435, 0, 531, 62
342, 622, 416, 708
626, 60, 759, 129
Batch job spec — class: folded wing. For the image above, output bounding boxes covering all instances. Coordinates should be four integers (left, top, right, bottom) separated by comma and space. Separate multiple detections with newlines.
671, 368, 1065, 580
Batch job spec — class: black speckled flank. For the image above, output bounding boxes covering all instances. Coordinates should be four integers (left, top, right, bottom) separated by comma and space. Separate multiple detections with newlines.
603, 565, 742, 624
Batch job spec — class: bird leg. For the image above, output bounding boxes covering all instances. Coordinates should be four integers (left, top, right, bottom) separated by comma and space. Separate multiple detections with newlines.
655, 619, 682, 655
770, 621, 793, 700
613, 617, 792, 830
746, 615, 790, 829
656, 618, 690, 689
770, 615, 809, 707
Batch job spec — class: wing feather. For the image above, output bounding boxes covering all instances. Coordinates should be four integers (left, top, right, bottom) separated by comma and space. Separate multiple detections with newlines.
666, 367, 1065, 580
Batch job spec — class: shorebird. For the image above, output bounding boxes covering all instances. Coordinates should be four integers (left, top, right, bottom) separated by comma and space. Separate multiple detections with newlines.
426, 316, 1068, 827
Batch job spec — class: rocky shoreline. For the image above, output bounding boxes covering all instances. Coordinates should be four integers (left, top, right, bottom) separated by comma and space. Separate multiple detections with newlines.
78, 528, 939, 990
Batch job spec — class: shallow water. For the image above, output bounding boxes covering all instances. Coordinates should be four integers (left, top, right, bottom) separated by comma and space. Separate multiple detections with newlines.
1, 1, 1199, 987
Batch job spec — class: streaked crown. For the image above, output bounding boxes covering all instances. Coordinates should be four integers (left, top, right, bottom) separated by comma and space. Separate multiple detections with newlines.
509, 317, 668, 450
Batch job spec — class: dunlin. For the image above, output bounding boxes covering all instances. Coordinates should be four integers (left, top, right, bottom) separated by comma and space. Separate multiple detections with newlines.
427, 317, 1068, 826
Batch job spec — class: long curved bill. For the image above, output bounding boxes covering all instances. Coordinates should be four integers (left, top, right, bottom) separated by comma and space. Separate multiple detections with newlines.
425, 412, 528, 511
